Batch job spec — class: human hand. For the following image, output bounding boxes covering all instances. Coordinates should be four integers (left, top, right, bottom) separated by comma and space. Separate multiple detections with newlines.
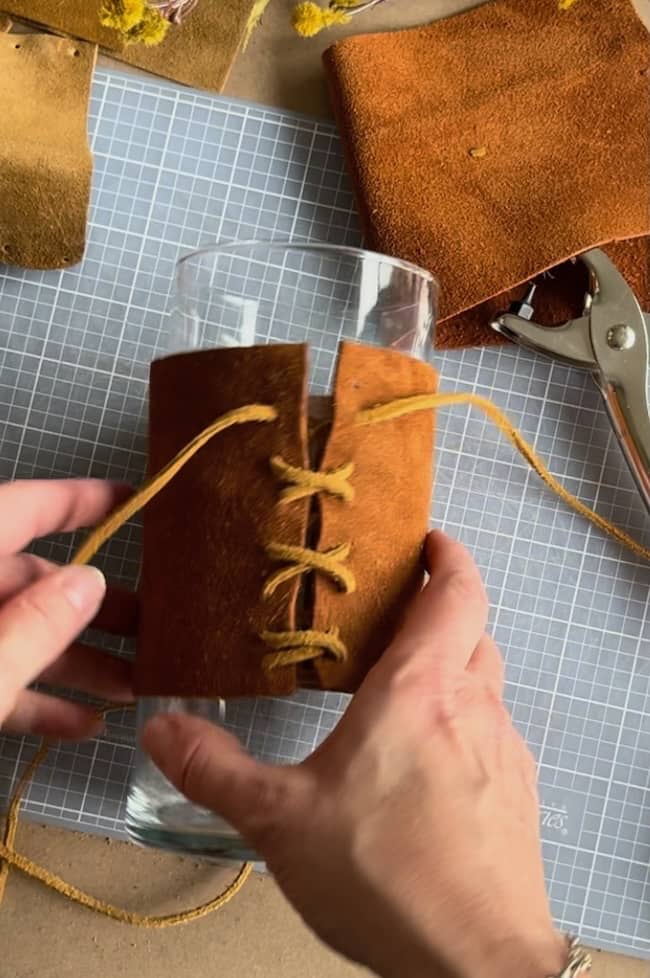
0, 479, 136, 739
145, 531, 565, 978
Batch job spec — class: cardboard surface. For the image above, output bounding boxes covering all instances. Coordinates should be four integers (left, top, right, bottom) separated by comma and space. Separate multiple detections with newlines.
1, 822, 648, 975
4, 0, 650, 972
0, 823, 364, 977
227, 0, 481, 116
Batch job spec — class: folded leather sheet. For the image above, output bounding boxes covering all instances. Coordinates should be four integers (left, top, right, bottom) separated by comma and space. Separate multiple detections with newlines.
324, 0, 650, 348
0, 33, 95, 269
136, 342, 437, 698
2, 0, 265, 92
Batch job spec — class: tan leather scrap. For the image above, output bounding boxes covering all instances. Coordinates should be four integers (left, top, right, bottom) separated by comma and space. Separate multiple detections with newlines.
0, 33, 95, 269
323, 0, 650, 349
2, 0, 265, 92
135, 342, 437, 698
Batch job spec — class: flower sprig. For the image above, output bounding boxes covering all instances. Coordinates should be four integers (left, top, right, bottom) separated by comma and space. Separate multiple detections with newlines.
292, 0, 583, 39
100, 0, 200, 46
292, 0, 387, 38
100, 0, 169, 45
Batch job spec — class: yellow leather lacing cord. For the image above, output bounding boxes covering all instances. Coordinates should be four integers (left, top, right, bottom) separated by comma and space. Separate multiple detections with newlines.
3, 389, 650, 927
260, 457, 356, 671
270, 456, 355, 503
72, 404, 278, 566
357, 391, 650, 563
0, 706, 253, 927
262, 542, 355, 598
259, 628, 347, 669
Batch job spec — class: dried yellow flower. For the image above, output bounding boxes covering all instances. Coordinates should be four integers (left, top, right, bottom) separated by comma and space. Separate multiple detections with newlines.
100, 0, 169, 45
291, 1, 351, 37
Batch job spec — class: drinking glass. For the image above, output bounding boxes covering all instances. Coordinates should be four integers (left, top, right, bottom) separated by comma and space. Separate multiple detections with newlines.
125, 241, 438, 860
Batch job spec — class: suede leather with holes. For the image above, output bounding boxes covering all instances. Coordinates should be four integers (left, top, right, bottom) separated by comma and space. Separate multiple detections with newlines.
135, 342, 437, 698
323, 0, 650, 349
2, 0, 264, 92
0, 33, 95, 269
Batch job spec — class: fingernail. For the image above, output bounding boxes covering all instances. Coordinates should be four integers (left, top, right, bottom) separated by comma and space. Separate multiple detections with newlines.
59, 565, 106, 612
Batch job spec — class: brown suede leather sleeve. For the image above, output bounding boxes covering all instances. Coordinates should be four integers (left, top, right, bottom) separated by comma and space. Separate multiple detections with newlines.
323, 0, 649, 349
135, 345, 309, 699
312, 342, 437, 692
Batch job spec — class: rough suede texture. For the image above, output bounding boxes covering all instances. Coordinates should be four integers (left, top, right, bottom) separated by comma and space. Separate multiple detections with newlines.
136, 343, 437, 697
0, 33, 95, 270
323, 0, 650, 349
2, 0, 261, 92
312, 342, 437, 693
135, 345, 310, 699
0, 0, 124, 49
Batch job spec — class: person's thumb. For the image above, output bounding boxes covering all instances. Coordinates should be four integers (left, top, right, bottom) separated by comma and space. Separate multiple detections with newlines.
143, 713, 306, 848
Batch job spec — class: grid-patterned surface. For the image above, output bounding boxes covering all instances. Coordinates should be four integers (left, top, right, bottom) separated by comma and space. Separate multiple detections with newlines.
1, 68, 650, 958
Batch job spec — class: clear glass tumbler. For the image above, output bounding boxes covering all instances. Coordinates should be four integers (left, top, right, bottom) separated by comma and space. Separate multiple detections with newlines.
125, 242, 438, 860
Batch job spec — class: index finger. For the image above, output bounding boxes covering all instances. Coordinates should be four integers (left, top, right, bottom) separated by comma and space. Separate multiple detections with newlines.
0, 480, 130, 556
379, 530, 488, 678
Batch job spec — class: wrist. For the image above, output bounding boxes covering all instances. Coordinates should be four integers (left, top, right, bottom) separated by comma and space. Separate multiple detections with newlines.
384, 928, 568, 978
472, 929, 569, 978
456, 927, 569, 978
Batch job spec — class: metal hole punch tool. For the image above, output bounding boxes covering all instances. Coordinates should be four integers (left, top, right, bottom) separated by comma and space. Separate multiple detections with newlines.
491, 249, 650, 514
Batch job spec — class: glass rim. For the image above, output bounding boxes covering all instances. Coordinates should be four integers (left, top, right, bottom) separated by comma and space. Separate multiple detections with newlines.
176, 240, 438, 289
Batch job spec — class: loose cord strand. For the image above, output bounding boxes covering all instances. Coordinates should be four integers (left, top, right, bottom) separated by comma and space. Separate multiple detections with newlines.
358, 392, 650, 563
0, 706, 253, 927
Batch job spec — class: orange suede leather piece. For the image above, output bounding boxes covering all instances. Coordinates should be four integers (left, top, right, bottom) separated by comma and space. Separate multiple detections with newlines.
0, 33, 95, 270
135, 345, 310, 699
323, 0, 650, 349
439, 238, 650, 350
312, 342, 437, 692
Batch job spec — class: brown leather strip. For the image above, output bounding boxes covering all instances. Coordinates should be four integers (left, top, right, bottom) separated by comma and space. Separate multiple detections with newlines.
135, 345, 309, 698
312, 342, 437, 693
0, 33, 95, 270
323, 0, 650, 348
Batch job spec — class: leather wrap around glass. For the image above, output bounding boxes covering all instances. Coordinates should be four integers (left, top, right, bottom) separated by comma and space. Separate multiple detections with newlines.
126, 243, 438, 859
